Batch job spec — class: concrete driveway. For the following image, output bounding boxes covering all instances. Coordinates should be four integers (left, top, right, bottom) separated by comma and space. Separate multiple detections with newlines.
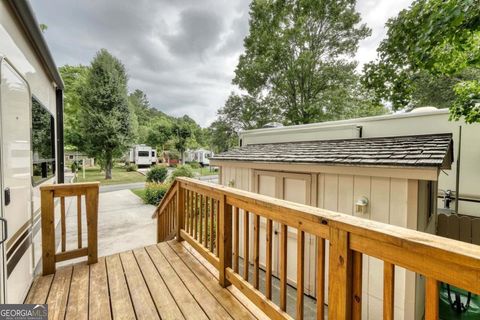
64, 189, 157, 258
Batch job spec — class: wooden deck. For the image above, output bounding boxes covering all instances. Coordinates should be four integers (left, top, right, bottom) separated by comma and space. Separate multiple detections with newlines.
25, 240, 268, 320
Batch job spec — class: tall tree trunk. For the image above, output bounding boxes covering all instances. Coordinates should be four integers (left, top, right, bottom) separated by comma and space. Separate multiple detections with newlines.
105, 153, 113, 180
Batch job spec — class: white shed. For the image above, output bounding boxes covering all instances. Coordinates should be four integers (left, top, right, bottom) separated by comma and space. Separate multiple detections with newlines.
210, 133, 453, 320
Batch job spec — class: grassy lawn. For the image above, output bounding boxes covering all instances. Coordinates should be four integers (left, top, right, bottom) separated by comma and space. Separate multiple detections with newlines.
131, 188, 147, 201
191, 167, 219, 176
74, 166, 146, 185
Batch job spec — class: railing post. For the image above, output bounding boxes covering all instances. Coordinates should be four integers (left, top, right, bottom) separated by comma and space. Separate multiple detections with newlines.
86, 186, 99, 265
328, 226, 353, 319
218, 194, 232, 287
176, 183, 184, 242
41, 189, 55, 275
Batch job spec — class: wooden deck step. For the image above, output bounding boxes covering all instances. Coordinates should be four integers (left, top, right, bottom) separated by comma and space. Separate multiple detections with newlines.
25, 241, 265, 320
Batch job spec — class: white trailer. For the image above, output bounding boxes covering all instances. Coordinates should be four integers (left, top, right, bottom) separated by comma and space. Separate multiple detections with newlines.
127, 145, 156, 167
0, 0, 65, 303
184, 149, 214, 167
239, 107, 480, 217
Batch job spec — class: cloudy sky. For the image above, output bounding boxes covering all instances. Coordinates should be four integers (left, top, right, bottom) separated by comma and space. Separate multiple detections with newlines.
31, 0, 413, 127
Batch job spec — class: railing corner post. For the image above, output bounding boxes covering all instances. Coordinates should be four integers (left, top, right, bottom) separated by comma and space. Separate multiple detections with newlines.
219, 194, 232, 288
41, 189, 56, 275
328, 226, 353, 319
86, 186, 99, 265
176, 183, 184, 242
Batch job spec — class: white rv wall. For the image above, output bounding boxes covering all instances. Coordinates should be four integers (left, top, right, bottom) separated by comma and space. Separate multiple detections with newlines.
240, 110, 480, 217
1, 1, 58, 302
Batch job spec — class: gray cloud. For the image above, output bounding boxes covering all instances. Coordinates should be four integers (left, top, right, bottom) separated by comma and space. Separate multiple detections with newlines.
31, 0, 412, 127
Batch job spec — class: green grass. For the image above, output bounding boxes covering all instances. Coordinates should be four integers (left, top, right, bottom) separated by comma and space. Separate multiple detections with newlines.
74, 165, 146, 185
192, 167, 218, 176
131, 188, 147, 201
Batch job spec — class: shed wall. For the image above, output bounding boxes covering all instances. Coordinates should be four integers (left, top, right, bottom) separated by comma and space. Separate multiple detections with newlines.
221, 164, 421, 319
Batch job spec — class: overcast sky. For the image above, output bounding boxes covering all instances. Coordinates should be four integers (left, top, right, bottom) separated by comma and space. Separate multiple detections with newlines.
31, 0, 413, 127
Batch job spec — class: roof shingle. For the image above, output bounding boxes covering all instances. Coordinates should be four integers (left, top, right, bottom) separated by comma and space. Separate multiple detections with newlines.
211, 133, 453, 169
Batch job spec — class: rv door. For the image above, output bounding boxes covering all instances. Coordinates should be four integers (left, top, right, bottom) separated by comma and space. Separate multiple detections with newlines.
0, 59, 33, 303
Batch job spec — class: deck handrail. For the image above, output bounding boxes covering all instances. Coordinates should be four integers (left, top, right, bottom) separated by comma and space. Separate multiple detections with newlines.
40, 182, 99, 275
156, 177, 480, 319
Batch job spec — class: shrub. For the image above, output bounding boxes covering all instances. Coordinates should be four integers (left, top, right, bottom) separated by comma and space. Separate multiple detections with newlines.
187, 161, 200, 169
169, 165, 194, 182
146, 166, 168, 183
70, 162, 78, 173
144, 183, 170, 205
125, 163, 138, 172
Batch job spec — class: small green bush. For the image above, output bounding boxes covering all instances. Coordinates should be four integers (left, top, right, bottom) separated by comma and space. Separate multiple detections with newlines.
187, 161, 200, 169
70, 162, 78, 173
125, 164, 138, 172
144, 183, 170, 205
169, 165, 194, 182
146, 166, 168, 183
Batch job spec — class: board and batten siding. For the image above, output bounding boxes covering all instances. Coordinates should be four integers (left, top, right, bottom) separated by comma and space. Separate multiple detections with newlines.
318, 173, 418, 320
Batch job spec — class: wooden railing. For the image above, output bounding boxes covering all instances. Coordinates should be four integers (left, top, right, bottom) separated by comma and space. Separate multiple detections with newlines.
156, 177, 480, 319
155, 183, 178, 242
40, 182, 99, 275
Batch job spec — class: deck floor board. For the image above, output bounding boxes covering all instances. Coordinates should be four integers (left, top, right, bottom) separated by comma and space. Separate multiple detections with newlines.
26, 240, 264, 320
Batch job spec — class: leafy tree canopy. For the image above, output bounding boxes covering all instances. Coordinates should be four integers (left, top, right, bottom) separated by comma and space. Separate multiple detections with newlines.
78, 49, 134, 179
233, 0, 372, 125
363, 0, 480, 123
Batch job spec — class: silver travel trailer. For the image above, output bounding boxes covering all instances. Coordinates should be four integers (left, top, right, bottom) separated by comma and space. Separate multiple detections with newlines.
0, 1, 65, 303
239, 108, 480, 218
127, 144, 156, 167
184, 148, 213, 167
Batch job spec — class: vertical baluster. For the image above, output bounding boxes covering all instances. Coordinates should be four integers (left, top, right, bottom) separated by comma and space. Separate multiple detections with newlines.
203, 196, 208, 247
316, 237, 325, 318
352, 252, 363, 320
243, 211, 250, 281
60, 197, 66, 252
253, 213, 260, 289
425, 277, 439, 320
279, 224, 288, 311
209, 197, 214, 252
189, 191, 194, 236
185, 191, 189, 234
383, 262, 395, 320
177, 186, 184, 242
199, 194, 203, 244
77, 195, 82, 249
296, 230, 305, 319
194, 193, 198, 240
218, 195, 232, 288
265, 219, 273, 300
233, 207, 240, 273
215, 200, 220, 255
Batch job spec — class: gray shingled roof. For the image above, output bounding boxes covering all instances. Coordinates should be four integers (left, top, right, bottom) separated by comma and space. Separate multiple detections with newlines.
211, 133, 453, 168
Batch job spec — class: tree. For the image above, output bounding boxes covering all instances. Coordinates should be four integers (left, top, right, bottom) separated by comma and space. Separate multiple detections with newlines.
173, 116, 195, 163
59, 65, 89, 150
363, 0, 480, 122
146, 118, 173, 151
79, 49, 133, 179
234, 0, 371, 125
207, 119, 239, 153
218, 93, 278, 131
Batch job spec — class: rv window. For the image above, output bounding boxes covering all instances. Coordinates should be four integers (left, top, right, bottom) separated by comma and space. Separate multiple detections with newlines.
151, 151, 155, 157
32, 98, 55, 185
138, 151, 149, 157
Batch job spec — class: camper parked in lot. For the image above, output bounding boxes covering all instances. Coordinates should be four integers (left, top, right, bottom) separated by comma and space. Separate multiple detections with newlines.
0, 1, 65, 303
127, 144, 157, 167
184, 149, 214, 167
